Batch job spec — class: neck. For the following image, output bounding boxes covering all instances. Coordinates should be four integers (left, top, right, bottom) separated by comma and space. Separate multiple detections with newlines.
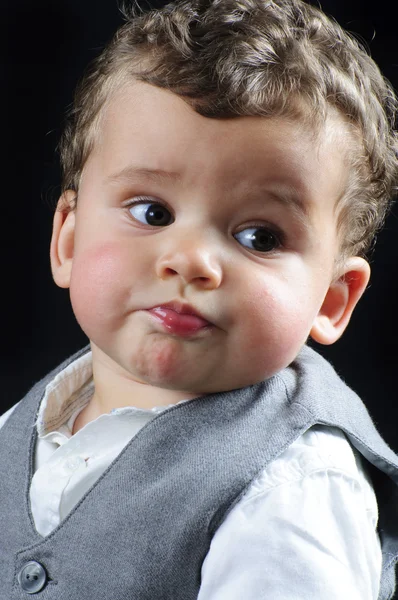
72, 343, 200, 434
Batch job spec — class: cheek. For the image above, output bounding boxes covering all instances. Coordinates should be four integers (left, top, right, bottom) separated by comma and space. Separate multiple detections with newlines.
237, 278, 319, 374
248, 287, 309, 338
69, 243, 133, 334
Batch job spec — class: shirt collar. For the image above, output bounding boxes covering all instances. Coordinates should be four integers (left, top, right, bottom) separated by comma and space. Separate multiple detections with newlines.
35, 350, 191, 438
36, 351, 94, 437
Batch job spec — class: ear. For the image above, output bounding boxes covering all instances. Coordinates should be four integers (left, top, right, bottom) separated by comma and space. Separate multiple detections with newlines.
310, 256, 370, 345
50, 191, 77, 289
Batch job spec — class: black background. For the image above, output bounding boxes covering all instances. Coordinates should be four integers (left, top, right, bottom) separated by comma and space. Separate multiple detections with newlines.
2, 0, 398, 450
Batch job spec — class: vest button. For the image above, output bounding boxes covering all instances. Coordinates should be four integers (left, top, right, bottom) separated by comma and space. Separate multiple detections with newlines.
18, 561, 47, 594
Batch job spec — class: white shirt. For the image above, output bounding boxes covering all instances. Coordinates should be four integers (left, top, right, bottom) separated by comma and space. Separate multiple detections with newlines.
0, 352, 382, 598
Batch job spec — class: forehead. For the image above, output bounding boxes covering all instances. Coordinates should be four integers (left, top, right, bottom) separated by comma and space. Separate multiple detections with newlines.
83, 82, 349, 211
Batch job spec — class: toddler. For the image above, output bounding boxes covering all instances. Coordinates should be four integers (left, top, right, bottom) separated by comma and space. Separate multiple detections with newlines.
1, 0, 398, 598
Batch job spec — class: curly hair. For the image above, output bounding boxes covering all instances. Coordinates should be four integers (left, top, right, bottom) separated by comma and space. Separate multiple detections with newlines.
59, 0, 398, 261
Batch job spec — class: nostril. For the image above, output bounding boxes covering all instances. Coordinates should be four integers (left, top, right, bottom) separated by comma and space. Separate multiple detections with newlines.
164, 268, 178, 276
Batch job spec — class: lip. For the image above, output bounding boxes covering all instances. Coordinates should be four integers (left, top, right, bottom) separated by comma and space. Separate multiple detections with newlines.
145, 301, 213, 336
151, 301, 209, 320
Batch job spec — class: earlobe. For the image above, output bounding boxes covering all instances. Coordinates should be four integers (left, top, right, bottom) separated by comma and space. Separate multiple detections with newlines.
50, 191, 77, 289
310, 257, 370, 345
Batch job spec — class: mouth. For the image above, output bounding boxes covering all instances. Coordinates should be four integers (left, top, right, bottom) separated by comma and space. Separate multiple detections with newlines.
146, 302, 213, 337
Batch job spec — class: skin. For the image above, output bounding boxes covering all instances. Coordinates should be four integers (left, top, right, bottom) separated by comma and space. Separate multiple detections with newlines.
50, 82, 370, 433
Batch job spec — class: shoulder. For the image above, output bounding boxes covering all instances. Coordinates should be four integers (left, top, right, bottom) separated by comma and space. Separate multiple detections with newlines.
243, 425, 376, 511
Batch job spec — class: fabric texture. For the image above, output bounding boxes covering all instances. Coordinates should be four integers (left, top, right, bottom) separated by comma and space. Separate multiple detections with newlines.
0, 352, 382, 597
1, 345, 397, 599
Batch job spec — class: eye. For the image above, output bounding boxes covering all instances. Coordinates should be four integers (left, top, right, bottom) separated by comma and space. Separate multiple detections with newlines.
234, 227, 281, 253
128, 200, 174, 226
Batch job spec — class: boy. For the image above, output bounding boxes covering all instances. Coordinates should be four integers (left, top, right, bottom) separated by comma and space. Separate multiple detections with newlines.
1, 0, 398, 597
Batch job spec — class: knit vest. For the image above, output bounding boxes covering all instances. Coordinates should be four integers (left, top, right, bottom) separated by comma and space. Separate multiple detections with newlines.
1, 345, 398, 599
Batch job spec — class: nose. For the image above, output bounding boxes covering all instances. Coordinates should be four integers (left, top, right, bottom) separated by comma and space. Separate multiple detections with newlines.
155, 235, 223, 290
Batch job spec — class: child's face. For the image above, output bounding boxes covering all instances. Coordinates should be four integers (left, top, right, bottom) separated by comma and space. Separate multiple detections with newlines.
52, 82, 369, 396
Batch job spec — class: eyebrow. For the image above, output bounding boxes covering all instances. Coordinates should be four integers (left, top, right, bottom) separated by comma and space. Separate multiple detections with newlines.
107, 165, 182, 185
265, 186, 311, 223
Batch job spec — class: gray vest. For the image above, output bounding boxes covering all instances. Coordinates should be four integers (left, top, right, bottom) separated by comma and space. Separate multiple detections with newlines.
1, 345, 398, 599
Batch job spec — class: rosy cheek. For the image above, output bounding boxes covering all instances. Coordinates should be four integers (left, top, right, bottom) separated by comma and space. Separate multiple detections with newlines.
69, 243, 130, 334
241, 283, 313, 371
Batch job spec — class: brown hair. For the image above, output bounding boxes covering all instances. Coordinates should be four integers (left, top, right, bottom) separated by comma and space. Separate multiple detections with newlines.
59, 0, 398, 260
